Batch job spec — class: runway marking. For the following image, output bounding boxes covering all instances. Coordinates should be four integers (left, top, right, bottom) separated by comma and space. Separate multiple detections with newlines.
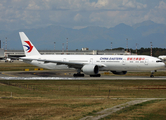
0, 77, 84, 80
0, 76, 166, 80
1, 72, 18, 77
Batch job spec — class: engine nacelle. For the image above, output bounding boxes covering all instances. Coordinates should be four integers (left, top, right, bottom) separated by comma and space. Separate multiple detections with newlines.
111, 71, 127, 75
82, 64, 99, 75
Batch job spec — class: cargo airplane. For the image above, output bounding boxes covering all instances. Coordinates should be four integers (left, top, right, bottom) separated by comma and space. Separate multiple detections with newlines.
19, 32, 165, 77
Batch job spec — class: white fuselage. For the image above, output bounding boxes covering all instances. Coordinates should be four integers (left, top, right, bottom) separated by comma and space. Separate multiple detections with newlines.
19, 32, 166, 77
22, 54, 165, 72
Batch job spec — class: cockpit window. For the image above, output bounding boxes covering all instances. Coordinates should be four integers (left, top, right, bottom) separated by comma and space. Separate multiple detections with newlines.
156, 60, 163, 63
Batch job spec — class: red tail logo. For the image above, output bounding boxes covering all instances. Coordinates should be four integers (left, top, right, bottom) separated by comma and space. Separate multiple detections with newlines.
23, 41, 33, 53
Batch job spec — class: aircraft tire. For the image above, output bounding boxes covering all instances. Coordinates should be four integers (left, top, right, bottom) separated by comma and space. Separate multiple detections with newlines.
73, 74, 84, 77
90, 74, 101, 77
150, 75, 154, 77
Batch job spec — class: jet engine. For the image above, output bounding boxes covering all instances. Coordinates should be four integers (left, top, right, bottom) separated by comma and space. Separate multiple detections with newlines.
82, 64, 99, 75
111, 71, 127, 75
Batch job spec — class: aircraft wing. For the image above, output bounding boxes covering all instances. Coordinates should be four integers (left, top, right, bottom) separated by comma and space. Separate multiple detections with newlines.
20, 57, 105, 69
39, 59, 85, 69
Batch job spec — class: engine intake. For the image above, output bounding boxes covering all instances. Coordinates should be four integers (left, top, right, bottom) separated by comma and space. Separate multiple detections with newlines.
82, 64, 99, 75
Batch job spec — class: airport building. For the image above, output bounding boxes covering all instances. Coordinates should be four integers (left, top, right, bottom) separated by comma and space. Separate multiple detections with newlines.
4, 49, 127, 59
0, 49, 4, 59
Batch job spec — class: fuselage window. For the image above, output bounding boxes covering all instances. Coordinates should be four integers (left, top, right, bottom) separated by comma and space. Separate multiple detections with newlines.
106, 61, 119, 62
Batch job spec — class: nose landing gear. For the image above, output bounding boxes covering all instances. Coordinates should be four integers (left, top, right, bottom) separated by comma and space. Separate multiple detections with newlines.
150, 70, 157, 77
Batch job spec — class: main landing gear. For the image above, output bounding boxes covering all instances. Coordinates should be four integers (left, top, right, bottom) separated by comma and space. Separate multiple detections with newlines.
90, 74, 101, 77
73, 73, 84, 77
73, 70, 101, 77
150, 70, 157, 78
73, 73, 101, 77
73, 70, 84, 77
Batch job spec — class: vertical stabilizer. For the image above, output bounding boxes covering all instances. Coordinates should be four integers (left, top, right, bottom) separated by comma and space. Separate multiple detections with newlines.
19, 32, 40, 57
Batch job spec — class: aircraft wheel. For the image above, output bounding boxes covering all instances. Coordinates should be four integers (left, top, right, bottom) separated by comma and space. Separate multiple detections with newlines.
90, 74, 101, 77
150, 75, 154, 77
73, 74, 84, 77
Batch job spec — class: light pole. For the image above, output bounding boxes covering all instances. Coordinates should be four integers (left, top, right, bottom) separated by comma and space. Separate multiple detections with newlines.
5, 37, 7, 51
66, 38, 68, 52
126, 38, 128, 52
136, 43, 138, 55
62, 43, 64, 54
54, 42, 56, 51
150, 42, 152, 56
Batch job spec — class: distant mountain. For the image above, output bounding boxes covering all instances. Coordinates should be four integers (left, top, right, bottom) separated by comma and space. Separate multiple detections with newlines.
132, 20, 156, 29
0, 20, 166, 50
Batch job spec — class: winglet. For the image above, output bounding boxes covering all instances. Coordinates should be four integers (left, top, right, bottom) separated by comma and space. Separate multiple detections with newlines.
19, 32, 40, 56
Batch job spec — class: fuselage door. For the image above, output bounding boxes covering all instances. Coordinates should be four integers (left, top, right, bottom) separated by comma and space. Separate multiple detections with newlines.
122, 58, 126, 65
90, 58, 93, 64
145, 59, 148, 65
63, 58, 67, 62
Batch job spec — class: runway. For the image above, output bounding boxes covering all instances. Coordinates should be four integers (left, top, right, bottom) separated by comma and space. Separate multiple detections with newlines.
1, 76, 166, 80
0, 70, 166, 80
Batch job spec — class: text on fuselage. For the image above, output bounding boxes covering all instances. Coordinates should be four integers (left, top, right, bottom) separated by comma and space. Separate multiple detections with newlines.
127, 57, 145, 61
100, 57, 123, 60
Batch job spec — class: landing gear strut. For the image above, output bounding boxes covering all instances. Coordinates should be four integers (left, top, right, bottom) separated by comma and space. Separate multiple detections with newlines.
150, 73, 154, 78
73, 70, 84, 77
150, 70, 157, 78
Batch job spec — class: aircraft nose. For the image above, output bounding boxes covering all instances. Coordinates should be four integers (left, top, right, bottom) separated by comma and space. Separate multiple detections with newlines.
158, 61, 165, 69
162, 62, 166, 68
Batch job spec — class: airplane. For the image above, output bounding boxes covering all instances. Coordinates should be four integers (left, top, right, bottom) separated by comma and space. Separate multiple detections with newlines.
159, 55, 166, 60
19, 32, 165, 77
5, 57, 12, 62
3, 57, 14, 62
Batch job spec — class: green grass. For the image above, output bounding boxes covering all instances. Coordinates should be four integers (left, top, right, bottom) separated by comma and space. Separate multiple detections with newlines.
0, 62, 48, 71
0, 62, 38, 71
102, 71, 166, 76
1, 80, 166, 98
0, 80, 166, 119
101, 100, 166, 120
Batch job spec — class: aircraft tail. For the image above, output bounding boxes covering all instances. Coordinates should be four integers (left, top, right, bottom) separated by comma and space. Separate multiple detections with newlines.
19, 32, 41, 57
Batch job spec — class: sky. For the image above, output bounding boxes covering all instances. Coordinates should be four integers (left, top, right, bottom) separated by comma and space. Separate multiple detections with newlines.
1, 0, 166, 30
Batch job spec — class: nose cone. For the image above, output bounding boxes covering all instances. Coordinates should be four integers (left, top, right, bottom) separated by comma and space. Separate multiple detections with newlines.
155, 60, 166, 70
161, 62, 166, 68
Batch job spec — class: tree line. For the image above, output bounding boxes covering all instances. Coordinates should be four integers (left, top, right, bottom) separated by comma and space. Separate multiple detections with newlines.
105, 47, 166, 57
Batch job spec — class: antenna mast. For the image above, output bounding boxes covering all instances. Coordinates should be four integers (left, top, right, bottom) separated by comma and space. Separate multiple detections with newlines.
66, 38, 68, 52
150, 42, 152, 56
136, 43, 138, 55
126, 38, 128, 52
